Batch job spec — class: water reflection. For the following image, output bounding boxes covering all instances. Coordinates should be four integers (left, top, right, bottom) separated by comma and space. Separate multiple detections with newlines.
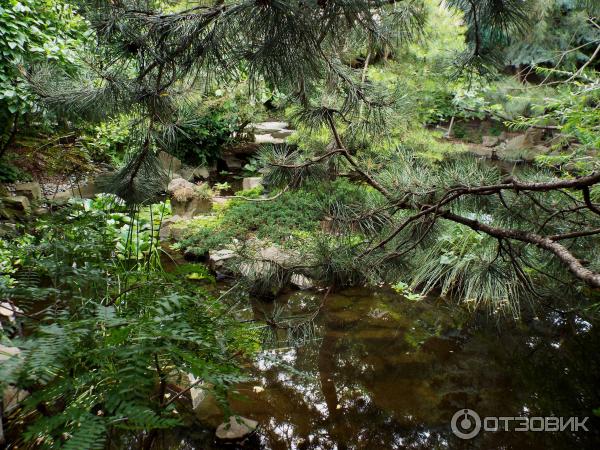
175, 287, 600, 449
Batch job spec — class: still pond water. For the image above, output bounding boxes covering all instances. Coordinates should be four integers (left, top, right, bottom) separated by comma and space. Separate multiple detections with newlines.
166, 287, 600, 449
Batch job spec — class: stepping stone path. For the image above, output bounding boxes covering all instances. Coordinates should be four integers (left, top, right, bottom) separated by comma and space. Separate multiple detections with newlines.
250, 121, 295, 145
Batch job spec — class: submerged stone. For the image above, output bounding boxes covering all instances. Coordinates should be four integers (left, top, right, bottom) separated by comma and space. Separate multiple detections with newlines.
215, 415, 258, 441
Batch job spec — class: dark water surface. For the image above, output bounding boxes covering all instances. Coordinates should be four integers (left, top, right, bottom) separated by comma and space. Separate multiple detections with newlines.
168, 287, 600, 449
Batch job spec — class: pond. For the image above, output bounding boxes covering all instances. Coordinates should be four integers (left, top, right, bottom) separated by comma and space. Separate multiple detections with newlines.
164, 286, 600, 449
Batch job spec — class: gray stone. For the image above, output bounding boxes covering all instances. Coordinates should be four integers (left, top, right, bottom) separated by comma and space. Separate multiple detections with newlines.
167, 178, 196, 195
242, 177, 263, 191
0, 222, 16, 237
0, 343, 20, 362
259, 246, 294, 265
193, 166, 210, 180
180, 165, 209, 181
0, 196, 30, 218
224, 156, 243, 170
212, 196, 230, 206
158, 151, 182, 174
250, 121, 289, 133
524, 127, 544, 144
505, 128, 545, 152
209, 249, 237, 269
271, 129, 294, 139
168, 178, 213, 218
254, 134, 285, 145
14, 182, 42, 201
481, 135, 499, 147
215, 416, 258, 441
179, 166, 196, 181
159, 215, 183, 241
291, 274, 313, 290
3, 385, 29, 414
47, 178, 101, 203
171, 197, 212, 218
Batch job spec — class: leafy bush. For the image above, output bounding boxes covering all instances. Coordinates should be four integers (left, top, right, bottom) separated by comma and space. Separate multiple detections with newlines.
0, 197, 257, 448
80, 116, 132, 165
0, 159, 30, 182
0, 0, 87, 118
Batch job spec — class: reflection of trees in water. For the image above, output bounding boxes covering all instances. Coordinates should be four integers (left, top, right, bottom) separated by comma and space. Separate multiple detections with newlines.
237, 292, 600, 449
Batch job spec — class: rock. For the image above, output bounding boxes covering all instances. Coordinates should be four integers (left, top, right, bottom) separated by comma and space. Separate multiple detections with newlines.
179, 165, 209, 181
504, 134, 527, 152
193, 166, 210, 180
168, 178, 213, 217
179, 166, 196, 181
14, 182, 42, 201
271, 129, 294, 139
212, 196, 230, 207
291, 274, 313, 290
481, 135, 499, 147
0, 302, 22, 323
159, 215, 184, 241
167, 178, 196, 195
259, 246, 294, 265
3, 384, 29, 414
209, 249, 237, 270
505, 127, 545, 153
223, 156, 243, 170
47, 176, 106, 203
158, 151, 182, 174
33, 207, 49, 216
215, 416, 258, 441
250, 121, 289, 133
242, 177, 263, 191
0, 343, 20, 362
0, 222, 17, 237
524, 127, 544, 144
0, 196, 30, 219
254, 134, 285, 145
172, 197, 212, 218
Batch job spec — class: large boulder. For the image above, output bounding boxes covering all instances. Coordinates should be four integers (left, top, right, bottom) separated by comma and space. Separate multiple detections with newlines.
168, 178, 213, 218
173, 197, 212, 218
223, 156, 243, 170
0, 196, 30, 219
0, 343, 20, 362
215, 416, 258, 441
254, 134, 285, 145
504, 127, 545, 152
193, 166, 210, 180
250, 121, 289, 134
0, 302, 22, 324
242, 177, 263, 191
208, 249, 237, 270
271, 129, 294, 139
14, 182, 42, 201
178, 165, 209, 182
158, 151, 182, 175
159, 215, 185, 241
167, 178, 195, 194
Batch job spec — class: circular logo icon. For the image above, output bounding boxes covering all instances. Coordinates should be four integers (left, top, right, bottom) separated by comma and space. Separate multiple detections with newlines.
451, 409, 481, 439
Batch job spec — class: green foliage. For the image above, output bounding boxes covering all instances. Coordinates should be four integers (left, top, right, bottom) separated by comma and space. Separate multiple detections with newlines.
0, 0, 87, 117
170, 99, 239, 167
503, 0, 599, 68
0, 198, 256, 448
79, 116, 132, 165
0, 157, 30, 182
179, 187, 323, 256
